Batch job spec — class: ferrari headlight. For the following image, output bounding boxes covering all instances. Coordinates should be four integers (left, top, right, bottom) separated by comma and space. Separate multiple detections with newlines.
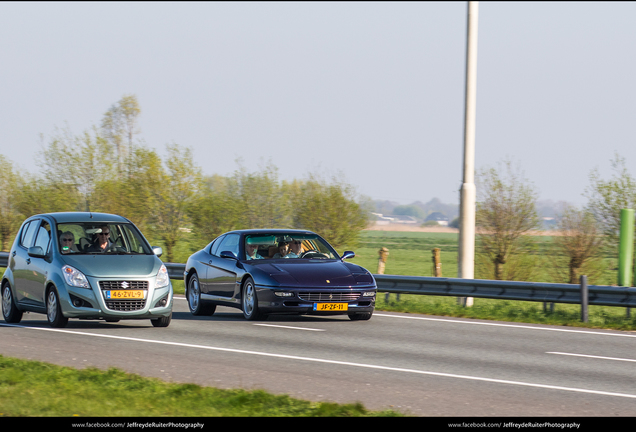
62, 265, 90, 288
156, 264, 170, 288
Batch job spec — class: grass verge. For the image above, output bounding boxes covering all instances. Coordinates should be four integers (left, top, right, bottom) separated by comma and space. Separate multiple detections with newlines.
376, 294, 636, 331
0, 356, 401, 417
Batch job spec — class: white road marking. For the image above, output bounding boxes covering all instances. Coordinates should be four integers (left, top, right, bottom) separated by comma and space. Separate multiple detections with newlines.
3, 322, 636, 400
254, 323, 325, 331
374, 313, 636, 338
547, 352, 636, 363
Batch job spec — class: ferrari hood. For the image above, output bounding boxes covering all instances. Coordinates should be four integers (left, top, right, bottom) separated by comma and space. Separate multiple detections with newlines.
250, 260, 375, 288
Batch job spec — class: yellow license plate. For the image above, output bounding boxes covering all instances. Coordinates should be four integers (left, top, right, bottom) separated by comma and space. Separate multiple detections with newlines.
313, 303, 348, 311
106, 290, 145, 299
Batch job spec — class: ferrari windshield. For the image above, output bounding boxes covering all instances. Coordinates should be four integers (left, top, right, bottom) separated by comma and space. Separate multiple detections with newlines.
57, 222, 153, 255
244, 233, 338, 260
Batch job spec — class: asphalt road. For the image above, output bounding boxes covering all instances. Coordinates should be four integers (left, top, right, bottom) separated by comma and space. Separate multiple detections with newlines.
2, 296, 636, 416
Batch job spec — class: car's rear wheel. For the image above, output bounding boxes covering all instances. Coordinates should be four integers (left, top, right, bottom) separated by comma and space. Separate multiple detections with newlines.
348, 311, 373, 321
242, 277, 265, 321
46, 287, 69, 328
187, 273, 216, 316
2, 282, 23, 324
151, 313, 172, 327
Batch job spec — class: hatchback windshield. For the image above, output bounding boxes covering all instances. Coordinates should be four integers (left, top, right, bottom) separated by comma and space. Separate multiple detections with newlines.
57, 222, 153, 255
244, 233, 338, 260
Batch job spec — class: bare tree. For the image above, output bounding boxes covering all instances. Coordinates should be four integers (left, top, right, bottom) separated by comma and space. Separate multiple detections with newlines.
476, 160, 540, 280
101, 94, 141, 174
552, 205, 605, 284
0, 155, 24, 250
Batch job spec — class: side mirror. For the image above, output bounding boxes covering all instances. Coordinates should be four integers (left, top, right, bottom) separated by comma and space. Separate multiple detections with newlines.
28, 246, 46, 258
220, 251, 238, 260
152, 246, 163, 257
341, 251, 355, 260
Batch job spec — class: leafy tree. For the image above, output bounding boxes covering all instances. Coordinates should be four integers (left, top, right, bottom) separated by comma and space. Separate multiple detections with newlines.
476, 160, 540, 280
585, 154, 636, 250
292, 173, 369, 250
188, 174, 244, 250
148, 144, 201, 262
36, 125, 114, 212
393, 205, 425, 219
228, 162, 292, 229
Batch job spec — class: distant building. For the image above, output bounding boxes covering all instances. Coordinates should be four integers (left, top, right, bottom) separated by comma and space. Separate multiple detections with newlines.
424, 212, 449, 226
370, 213, 417, 225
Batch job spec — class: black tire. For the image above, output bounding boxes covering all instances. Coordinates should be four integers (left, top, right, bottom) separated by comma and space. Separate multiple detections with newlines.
187, 273, 216, 316
46, 287, 69, 328
151, 313, 172, 327
348, 311, 373, 321
241, 277, 266, 321
2, 282, 23, 324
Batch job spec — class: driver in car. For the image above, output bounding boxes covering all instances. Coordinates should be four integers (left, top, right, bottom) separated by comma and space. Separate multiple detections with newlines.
288, 240, 302, 258
87, 226, 117, 253
246, 243, 263, 260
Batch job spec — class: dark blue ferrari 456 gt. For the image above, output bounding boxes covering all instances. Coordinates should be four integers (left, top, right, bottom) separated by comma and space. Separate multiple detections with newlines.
183, 229, 376, 320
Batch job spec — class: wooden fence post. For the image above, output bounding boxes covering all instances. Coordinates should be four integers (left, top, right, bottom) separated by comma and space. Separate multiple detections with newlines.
432, 248, 442, 277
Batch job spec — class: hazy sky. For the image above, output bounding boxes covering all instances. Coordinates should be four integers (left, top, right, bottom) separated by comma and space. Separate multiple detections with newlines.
2, 1, 635, 206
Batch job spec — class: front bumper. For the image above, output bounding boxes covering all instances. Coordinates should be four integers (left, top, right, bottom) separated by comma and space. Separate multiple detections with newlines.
254, 285, 376, 315
59, 278, 173, 320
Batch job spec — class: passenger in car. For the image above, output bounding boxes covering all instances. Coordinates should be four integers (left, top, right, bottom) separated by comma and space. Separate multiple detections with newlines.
59, 232, 79, 254
272, 240, 291, 258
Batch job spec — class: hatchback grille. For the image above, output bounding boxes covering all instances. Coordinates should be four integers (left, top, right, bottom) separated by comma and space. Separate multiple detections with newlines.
105, 299, 146, 311
99, 280, 149, 290
298, 292, 361, 302
99, 281, 148, 312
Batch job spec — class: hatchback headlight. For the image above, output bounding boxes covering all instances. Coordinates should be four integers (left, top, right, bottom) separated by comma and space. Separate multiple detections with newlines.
156, 264, 170, 288
62, 265, 90, 288
363, 291, 376, 297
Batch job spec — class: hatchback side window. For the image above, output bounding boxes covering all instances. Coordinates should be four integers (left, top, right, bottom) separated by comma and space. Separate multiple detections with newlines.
19, 221, 38, 248
32, 221, 52, 254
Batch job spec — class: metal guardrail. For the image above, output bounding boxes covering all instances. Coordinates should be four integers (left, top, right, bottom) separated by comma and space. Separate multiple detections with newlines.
3, 253, 635, 310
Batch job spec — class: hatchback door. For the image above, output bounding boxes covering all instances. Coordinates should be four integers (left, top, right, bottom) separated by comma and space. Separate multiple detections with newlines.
21, 220, 52, 308
12, 219, 45, 307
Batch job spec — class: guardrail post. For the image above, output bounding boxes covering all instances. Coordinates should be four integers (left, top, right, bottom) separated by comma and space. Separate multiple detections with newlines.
580, 275, 588, 323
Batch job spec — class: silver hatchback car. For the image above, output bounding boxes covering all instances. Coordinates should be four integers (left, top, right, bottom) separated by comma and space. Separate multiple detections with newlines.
1, 212, 173, 328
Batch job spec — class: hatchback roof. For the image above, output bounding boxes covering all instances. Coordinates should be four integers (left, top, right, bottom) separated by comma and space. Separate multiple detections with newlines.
31, 212, 131, 224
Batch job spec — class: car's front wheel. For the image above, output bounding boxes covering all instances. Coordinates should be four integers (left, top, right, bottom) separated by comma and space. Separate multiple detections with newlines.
187, 273, 216, 316
242, 277, 265, 321
2, 282, 23, 324
151, 313, 171, 327
46, 287, 69, 328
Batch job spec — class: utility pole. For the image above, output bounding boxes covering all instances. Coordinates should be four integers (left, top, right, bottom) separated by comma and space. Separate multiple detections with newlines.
458, 1, 479, 307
